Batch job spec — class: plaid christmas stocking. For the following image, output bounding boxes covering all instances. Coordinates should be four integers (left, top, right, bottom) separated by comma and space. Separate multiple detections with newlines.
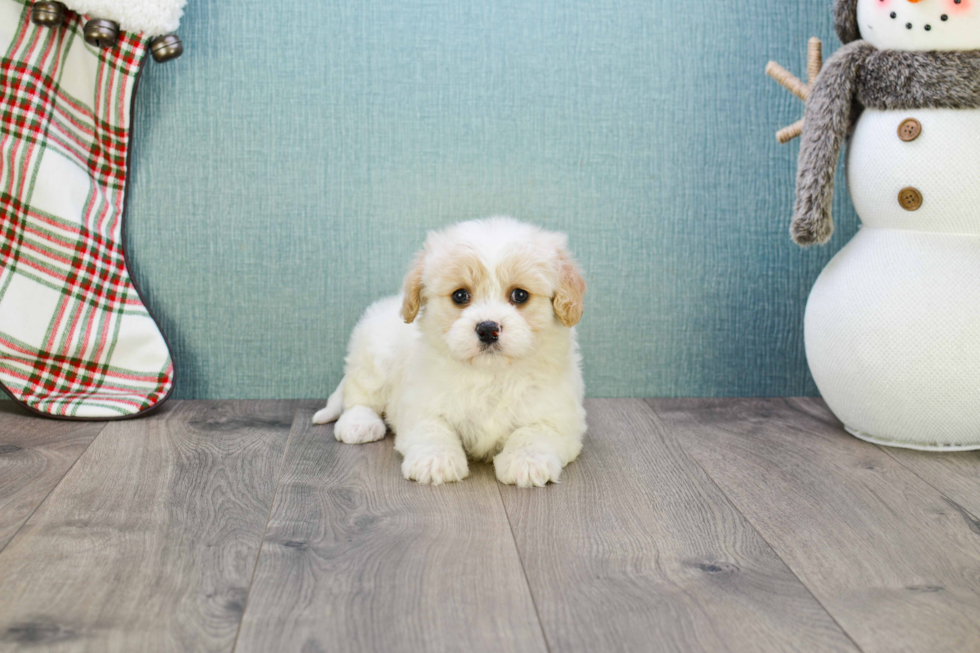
0, 0, 183, 419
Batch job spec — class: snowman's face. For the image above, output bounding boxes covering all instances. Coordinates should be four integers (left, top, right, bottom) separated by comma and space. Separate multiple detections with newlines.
857, 0, 980, 50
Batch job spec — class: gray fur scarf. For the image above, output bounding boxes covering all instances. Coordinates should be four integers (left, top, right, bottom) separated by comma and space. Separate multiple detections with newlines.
792, 43, 980, 245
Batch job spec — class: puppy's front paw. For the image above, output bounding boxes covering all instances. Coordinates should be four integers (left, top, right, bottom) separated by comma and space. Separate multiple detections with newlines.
401, 446, 469, 485
335, 406, 387, 444
494, 448, 562, 488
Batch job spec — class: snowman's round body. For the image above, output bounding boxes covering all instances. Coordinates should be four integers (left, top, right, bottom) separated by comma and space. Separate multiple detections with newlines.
803, 0, 980, 449
806, 107, 980, 449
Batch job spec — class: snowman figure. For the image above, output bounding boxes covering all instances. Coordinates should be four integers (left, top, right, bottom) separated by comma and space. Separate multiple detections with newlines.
785, 0, 980, 449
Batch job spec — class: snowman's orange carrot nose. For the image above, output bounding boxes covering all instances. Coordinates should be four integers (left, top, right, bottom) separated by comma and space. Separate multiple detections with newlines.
906, 0, 925, 3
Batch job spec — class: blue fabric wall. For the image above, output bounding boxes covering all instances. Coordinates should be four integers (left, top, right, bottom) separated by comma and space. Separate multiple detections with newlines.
126, 0, 859, 399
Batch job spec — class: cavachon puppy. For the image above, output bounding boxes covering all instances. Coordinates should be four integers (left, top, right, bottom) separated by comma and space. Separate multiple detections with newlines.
313, 217, 587, 487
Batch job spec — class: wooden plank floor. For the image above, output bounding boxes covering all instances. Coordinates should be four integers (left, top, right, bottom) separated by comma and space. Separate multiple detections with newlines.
0, 398, 977, 652
0, 405, 105, 552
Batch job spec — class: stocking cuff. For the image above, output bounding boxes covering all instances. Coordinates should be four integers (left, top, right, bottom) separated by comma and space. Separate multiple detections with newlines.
60, 0, 186, 36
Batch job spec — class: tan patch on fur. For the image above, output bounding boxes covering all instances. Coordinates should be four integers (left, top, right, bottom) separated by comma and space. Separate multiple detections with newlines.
553, 248, 586, 327
443, 249, 490, 296
495, 250, 551, 298
401, 250, 425, 323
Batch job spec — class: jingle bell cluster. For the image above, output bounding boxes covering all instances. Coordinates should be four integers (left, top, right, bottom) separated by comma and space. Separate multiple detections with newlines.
30, 0, 183, 62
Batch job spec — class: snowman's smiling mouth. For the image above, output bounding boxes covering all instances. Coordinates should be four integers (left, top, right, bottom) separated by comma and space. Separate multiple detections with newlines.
884, 9, 952, 32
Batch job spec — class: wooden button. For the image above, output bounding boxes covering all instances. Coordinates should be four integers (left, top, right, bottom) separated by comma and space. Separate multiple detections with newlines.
898, 118, 921, 142
898, 187, 923, 211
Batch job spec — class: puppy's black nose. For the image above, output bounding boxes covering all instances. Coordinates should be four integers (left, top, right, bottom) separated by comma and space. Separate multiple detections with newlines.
476, 321, 500, 344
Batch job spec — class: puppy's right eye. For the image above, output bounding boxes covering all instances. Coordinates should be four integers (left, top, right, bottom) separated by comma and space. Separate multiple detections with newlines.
451, 289, 471, 305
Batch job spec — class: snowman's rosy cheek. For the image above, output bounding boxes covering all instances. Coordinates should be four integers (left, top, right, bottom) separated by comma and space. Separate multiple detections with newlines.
944, 0, 971, 14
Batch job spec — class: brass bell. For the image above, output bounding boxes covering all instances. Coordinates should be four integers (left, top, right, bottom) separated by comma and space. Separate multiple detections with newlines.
150, 34, 183, 62
31, 1, 67, 27
83, 18, 119, 48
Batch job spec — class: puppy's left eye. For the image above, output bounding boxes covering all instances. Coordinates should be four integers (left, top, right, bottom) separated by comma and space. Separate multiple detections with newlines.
452, 289, 471, 305
510, 288, 530, 304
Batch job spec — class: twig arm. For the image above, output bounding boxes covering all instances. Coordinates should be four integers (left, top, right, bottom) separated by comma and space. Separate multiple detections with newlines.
766, 62, 809, 101
777, 119, 805, 145
766, 37, 823, 144
807, 37, 823, 85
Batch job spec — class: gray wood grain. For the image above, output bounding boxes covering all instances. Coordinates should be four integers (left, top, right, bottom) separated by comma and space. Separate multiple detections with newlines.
0, 400, 296, 653
881, 449, 980, 520
793, 398, 980, 522
0, 404, 105, 552
234, 407, 548, 653
499, 398, 858, 653
651, 397, 980, 653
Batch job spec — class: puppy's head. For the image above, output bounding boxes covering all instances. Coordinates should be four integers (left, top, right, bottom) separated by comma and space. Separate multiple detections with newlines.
401, 217, 585, 364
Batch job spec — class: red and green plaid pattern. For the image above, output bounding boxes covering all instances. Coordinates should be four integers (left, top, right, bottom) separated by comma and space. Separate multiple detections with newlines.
0, 0, 173, 419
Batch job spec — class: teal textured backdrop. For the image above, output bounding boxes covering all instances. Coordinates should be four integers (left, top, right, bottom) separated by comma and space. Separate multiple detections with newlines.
126, 0, 859, 400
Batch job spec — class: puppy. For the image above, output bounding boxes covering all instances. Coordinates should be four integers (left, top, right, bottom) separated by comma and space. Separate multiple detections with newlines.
313, 217, 587, 487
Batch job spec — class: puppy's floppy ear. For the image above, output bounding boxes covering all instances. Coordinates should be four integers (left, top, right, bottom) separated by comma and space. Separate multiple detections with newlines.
552, 245, 586, 328
401, 250, 425, 323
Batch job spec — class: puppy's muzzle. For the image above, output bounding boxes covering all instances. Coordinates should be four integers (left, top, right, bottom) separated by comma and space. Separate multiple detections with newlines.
475, 321, 500, 344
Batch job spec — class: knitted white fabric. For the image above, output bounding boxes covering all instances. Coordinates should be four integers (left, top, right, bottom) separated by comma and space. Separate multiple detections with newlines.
849, 109, 980, 235
806, 108, 980, 450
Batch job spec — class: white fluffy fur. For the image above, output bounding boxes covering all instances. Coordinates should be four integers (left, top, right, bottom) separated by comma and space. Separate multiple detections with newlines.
62, 0, 185, 36
313, 217, 588, 487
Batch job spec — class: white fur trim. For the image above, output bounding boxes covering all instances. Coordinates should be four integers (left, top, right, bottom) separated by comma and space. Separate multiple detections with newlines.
63, 0, 185, 36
